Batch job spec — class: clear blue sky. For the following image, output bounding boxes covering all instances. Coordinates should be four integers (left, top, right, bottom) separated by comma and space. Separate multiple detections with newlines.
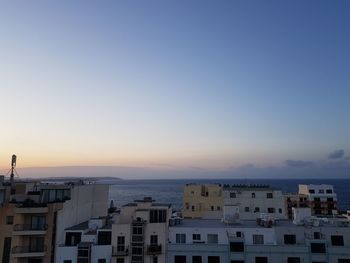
0, 1, 349, 178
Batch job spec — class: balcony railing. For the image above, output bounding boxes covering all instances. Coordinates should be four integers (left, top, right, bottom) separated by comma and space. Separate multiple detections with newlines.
112, 246, 129, 256
227, 232, 245, 239
13, 224, 48, 231
147, 244, 162, 255
304, 233, 325, 240
12, 245, 47, 254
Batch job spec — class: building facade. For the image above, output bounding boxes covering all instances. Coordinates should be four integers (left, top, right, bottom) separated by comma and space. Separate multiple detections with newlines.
111, 197, 172, 263
223, 184, 287, 220
299, 184, 338, 216
0, 178, 109, 263
182, 184, 223, 219
56, 218, 112, 263
167, 208, 350, 263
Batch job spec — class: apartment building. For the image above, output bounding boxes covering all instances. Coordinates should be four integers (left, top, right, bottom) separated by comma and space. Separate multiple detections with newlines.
111, 197, 172, 263
167, 207, 350, 263
56, 217, 112, 263
223, 184, 287, 220
284, 193, 309, 219
0, 177, 109, 263
182, 184, 223, 219
299, 184, 338, 216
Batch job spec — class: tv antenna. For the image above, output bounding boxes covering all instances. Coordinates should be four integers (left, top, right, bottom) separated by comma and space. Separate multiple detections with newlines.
5, 155, 18, 190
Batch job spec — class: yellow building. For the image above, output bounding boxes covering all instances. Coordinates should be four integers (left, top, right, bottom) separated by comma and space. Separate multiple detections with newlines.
182, 184, 223, 219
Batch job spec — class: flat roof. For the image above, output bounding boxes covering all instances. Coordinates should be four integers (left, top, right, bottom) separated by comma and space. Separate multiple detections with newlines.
171, 218, 348, 229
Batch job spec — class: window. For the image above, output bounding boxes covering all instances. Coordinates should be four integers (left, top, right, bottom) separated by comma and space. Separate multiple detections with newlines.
319, 189, 324, 194
41, 189, 71, 203
132, 247, 143, 255
310, 243, 326, 253
153, 257, 158, 263
77, 246, 89, 263
253, 235, 264, 245
309, 189, 315, 194
193, 234, 201, 242
326, 189, 333, 194
117, 236, 125, 252
98, 260, 106, 263
97, 231, 111, 245
211, 206, 214, 211
266, 193, 273, 199
278, 208, 282, 214
150, 235, 158, 245
208, 256, 220, 263
331, 235, 344, 246
287, 258, 300, 263
230, 192, 236, 198
254, 207, 260, 213
267, 207, 275, 213
193, 256, 202, 263
6, 216, 13, 225
231, 261, 244, 263
116, 259, 124, 263
338, 260, 350, 263
217, 206, 221, 211
207, 234, 218, 244
0, 190, 5, 204
313, 232, 321, 239
149, 209, 167, 223
236, 231, 242, 237
245, 207, 249, 212
327, 197, 334, 202
2, 237, 11, 263
252, 193, 256, 198
64, 261, 72, 263
314, 197, 321, 202
192, 206, 195, 211
175, 256, 186, 263
230, 242, 244, 252
132, 226, 143, 235
176, 233, 186, 244
284, 235, 296, 245
65, 232, 82, 246
255, 257, 268, 263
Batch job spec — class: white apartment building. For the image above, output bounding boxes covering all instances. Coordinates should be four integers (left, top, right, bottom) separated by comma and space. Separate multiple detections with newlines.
56, 217, 112, 263
223, 184, 287, 220
167, 207, 350, 263
299, 184, 338, 216
111, 197, 172, 263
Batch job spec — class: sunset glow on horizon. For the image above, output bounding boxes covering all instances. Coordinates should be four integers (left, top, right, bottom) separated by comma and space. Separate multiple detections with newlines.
1, 1, 349, 178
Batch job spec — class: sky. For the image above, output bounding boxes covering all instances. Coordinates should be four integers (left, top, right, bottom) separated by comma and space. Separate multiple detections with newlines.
0, 1, 349, 179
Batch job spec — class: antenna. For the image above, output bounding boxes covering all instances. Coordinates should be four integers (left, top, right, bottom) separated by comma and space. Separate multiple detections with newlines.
10, 154, 17, 190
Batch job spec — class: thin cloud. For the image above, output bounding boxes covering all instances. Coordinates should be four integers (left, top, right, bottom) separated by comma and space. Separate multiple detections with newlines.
328, 149, 345, 159
285, 160, 313, 167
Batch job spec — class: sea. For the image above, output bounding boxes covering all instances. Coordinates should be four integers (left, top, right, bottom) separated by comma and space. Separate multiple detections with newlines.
107, 179, 350, 211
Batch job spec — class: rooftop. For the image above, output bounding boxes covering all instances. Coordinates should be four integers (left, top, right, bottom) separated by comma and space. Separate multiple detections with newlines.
171, 218, 349, 229
66, 221, 89, 231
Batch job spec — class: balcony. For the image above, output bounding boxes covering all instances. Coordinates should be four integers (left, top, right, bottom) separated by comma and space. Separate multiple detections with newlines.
13, 224, 48, 235
304, 233, 326, 241
112, 246, 129, 257
227, 232, 245, 241
11, 245, 46, 258
131, 235, 144, 243
14, 205, 48, 214
147, 244, 162, 255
